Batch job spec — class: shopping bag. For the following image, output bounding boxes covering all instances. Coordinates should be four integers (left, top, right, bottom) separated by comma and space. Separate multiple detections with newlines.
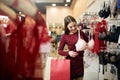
50, 59, 70, 80
44, 57, 54, 80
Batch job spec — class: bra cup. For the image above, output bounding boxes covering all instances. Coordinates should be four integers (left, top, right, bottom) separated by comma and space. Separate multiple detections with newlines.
75, 38, 87, 51
88, 38, 94, 49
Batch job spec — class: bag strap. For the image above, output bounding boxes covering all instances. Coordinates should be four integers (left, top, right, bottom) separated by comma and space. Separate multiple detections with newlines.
78, 30, 81, 39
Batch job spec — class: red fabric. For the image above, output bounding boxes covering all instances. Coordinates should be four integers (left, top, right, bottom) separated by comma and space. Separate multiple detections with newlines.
58, 30, 88, 78
7, 11, 49, 79
0, 17, 17, 79
15, 16, 36, 77
5, 16, 21, 79
92, 20, 107, 54
0, 26, 7, 79
5, 20, 17, 34
0, 11, 49, 80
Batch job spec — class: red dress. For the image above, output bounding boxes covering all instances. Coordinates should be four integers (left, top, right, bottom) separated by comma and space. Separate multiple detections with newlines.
58, 30, 88, 78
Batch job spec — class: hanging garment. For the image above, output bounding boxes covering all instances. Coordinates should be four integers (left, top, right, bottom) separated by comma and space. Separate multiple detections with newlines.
7, 11, 50, 79
0, 25, 7, 79
92, 20, 107, 54
0, 16, 18, 80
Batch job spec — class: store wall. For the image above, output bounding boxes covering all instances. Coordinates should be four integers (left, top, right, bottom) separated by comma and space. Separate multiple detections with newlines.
46, 6, 73, 26
86, 0, 100, 12
72, 0, 88, 18
46, 0, 108, 26
72, 0, 101, 19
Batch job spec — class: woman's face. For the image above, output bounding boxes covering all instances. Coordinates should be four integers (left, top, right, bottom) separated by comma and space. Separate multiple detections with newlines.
67, 22, 78, 34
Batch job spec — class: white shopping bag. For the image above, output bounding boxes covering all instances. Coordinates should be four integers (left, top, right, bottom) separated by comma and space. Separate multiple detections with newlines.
44, 57, 55, 80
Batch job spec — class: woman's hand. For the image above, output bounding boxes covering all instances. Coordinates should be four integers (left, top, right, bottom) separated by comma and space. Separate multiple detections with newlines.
68, 51, 78, 58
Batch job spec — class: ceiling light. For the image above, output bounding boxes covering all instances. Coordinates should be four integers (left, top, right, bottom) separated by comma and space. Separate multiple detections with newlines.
35, 0, 64, 3
65, 4, 68, 6
66, 0, 71, 2
52, 3, 56, 6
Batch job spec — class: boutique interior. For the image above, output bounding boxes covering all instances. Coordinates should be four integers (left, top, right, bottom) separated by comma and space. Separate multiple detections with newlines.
0, 0, 120, 80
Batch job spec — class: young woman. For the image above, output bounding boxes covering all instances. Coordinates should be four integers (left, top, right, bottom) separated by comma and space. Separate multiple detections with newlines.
58, 15, 88, 80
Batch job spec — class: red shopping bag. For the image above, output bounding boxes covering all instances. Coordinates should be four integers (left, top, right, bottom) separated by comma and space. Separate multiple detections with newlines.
50, 59, 70, 80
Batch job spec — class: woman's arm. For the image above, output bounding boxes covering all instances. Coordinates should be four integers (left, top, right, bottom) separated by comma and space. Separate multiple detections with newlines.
58, 35, 78, 57
58, 35, 69, 56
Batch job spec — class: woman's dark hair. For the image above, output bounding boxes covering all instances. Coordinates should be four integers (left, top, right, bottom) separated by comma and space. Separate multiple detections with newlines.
64, 15, 77, 34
